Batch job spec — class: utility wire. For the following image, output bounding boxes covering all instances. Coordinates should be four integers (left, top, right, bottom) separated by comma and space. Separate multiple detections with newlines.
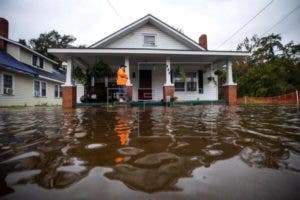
261, 4, 300, 36
215, 0, 274, 49
106, 0, 124, 22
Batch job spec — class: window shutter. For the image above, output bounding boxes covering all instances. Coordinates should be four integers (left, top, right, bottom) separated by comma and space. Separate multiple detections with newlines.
198, 70, 203, 93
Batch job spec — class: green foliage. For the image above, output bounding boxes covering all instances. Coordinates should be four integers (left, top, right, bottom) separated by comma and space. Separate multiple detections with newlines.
89, 60, 113, 78
29, 30, 76, 60
73, 67, 87, 85
73, 60, 113, 86
234, 33, 300, 97
175, 66, 186, 81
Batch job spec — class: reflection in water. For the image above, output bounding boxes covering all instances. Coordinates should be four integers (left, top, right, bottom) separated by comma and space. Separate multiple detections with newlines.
0, 105, 300, 198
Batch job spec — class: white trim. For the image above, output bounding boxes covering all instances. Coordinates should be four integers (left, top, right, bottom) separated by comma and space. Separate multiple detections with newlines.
1, 72, 15, 96
39, 75, 64, 84
0, 35, 58, 65
48, 48, 250, 57
89, 14, 204, 50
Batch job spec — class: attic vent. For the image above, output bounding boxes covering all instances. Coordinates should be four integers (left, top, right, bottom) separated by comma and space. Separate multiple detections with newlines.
143, 34, 156, 46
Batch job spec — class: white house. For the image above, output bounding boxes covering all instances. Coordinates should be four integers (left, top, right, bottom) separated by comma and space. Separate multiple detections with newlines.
48, 14, 250, 108
0, 18, 65, 106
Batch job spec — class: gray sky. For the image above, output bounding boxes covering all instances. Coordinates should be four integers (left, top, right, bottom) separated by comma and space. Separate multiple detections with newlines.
1, 0, 300, 50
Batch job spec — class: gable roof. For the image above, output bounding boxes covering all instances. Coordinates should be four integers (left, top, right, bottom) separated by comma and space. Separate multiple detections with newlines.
90, 14, 205, 51
0, 35, 58, 65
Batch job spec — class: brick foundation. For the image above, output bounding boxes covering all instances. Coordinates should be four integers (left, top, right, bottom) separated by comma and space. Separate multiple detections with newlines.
62, 86, 76, 108
224, 85, 237, 105
126, 86, 133, 101
163, 86, 175, 102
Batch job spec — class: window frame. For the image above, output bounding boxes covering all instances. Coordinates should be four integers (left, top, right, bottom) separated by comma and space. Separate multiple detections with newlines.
186, 72, 197, 92
41, 81, 47, 97
32, 55, 44, 69
39, 58, 44, 68
32, 55, 38, 67
143, 33, 156, 47
54, 84, 62, 98
1, 72, 15, 95
33, 80, 41, 97
173, 70, 198, 92
33, 80, 47, 97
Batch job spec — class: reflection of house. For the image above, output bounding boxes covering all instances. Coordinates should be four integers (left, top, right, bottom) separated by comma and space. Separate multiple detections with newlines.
0, 18, 65, 106
48, 14, 249, 108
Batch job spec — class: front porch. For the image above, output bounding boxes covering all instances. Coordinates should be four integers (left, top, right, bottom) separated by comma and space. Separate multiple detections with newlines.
48, 49, 246, 108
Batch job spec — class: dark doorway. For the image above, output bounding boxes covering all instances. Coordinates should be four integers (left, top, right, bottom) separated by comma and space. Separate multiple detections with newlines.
138, 70, 152, 100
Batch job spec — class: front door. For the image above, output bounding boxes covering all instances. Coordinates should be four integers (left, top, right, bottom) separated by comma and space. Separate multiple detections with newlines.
139, 70, 152, 100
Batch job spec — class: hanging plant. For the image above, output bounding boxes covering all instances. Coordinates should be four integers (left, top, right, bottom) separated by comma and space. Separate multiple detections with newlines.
207, 76, 217, 85
198, 66, 207, 72
89, 60, 113, 79
175, 66, 186, 81
73, 67, 87, 85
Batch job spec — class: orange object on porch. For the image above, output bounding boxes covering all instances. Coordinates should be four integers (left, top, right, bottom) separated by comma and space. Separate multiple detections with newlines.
117, 68, 128, 85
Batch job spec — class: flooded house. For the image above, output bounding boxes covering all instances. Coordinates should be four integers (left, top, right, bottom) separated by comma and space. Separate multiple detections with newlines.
48, 14, 250, 108
0, 18, 65, 107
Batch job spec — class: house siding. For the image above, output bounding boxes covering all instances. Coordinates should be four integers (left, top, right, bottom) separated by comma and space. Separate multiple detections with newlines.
106, 24, 191, 50
0, 69, 62, 106
19, 48, 53, 73
172, 66, 218, 101
7, 44, 20, 60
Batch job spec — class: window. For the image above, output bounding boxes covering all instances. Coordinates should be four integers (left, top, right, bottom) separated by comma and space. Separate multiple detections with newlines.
32, 55, 38, 66
186, 72, 197, 91
3, 74, 14, 95
55, 84, 62, 98
34, 80, 47, 97
174, 74, 185, 92
41, 82, 46, 97
32, 56, 43, 68
39, 58, 44, 68
34, 80, 40, 97
174, 71, 198, 92
144, 35, 156, 46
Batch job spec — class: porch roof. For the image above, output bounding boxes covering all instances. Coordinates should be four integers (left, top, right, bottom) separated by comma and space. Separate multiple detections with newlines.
48, 48, 250, 63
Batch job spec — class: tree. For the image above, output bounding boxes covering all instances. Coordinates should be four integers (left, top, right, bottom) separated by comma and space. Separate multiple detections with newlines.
233, 33, 300, 97
29, 30, 76, 60
18, 39, 29, 47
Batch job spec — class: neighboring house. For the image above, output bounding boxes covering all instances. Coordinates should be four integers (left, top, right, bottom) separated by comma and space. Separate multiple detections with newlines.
49, 14, 249, 108
0, 18, 65, 106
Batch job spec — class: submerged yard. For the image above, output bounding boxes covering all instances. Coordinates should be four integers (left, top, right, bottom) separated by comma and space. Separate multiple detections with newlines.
0, 105, 300, 199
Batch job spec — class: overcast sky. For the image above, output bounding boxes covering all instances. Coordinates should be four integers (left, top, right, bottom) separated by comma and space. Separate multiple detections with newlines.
1, 0, 299, 50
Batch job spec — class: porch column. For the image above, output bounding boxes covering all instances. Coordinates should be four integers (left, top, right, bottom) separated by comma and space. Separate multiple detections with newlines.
62, 58, 76, 108
223, 60, 237, 105
125, 56, 133, 101
163, 56, 174, 102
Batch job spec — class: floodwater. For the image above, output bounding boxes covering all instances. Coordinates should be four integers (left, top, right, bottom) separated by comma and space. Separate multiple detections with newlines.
0, 105, 300, 200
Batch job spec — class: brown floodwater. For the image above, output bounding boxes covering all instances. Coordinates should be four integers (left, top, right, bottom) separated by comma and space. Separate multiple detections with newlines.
0, 105, 300, 199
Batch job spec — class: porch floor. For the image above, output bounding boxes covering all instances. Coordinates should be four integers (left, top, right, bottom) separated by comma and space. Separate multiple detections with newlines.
76, 100, 225, 107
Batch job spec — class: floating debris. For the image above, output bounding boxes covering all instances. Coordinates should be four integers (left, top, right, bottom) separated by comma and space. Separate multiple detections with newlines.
85, 143, 107, 149
74, 132, 87, 138
0, 151, 40, 164
118, 147, 144, 156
